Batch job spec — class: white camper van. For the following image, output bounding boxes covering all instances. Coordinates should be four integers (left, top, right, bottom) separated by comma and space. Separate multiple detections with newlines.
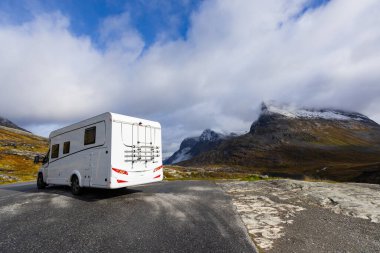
36, 112, 163, 195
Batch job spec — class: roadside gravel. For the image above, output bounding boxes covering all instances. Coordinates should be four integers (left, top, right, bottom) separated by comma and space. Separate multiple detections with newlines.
218, 179, 380, 252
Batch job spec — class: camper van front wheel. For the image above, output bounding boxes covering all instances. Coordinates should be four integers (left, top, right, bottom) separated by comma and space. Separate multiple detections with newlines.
37, 173, 46, 189
71, 175, 82, 195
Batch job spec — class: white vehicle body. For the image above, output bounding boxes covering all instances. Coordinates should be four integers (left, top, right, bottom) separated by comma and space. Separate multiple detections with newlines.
38, 112, 163, 189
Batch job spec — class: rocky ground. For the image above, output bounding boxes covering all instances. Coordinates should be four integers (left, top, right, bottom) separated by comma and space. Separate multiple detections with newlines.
218, 179, 380, 252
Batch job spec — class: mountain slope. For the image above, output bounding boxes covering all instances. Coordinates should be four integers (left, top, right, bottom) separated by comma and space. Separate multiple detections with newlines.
164, 136, 199, 164
0, 126, 48, 184
164, 129, 231, 164
0, 116, 30, 133
179, 103, 380, 183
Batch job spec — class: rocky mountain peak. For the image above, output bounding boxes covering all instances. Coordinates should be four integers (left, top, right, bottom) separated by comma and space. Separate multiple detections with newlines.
199, 129, 224, 142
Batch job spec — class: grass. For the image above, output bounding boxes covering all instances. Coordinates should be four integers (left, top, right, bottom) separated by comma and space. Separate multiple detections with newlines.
163, 164, 378, 184
163, 165, 277, 181
242, 174, 266, 181
0, 156, 41, 184
0, 127, 48, 185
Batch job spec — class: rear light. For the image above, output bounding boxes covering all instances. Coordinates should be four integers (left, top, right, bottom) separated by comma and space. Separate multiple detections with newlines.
153, 165, 163, 172
117, 179, 127, 183
112, 168, 128, 175
154, 174, 161, 179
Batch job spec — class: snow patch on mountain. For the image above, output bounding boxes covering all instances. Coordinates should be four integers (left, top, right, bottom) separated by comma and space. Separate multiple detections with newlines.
263, 103, 368, 121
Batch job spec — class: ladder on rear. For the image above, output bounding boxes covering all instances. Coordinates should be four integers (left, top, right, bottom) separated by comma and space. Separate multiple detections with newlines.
124, 123, 160, 167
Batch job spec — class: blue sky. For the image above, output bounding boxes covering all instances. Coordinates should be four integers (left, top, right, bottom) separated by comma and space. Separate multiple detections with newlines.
0, 0, 332, 47
0, 0, 203, 47
0, 0, 379, 157
299, 0, 330, 14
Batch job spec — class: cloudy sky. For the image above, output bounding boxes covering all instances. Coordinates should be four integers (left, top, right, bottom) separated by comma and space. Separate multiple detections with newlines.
0, 0, 379, 157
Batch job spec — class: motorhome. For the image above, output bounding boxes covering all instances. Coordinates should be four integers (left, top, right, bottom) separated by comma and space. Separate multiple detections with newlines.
36, 112, 163, 195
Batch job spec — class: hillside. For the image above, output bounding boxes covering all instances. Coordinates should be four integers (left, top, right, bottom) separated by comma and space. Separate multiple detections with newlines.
177, 103, 380, 183
0, 126, 48, 184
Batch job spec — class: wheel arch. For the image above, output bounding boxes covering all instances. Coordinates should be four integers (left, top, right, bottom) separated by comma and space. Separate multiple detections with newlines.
70, 171, 82, 187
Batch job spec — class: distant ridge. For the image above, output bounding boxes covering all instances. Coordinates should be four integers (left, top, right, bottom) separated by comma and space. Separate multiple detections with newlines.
0, 116, 30, 133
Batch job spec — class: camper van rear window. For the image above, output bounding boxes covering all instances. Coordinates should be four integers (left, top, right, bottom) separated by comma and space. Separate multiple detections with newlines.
51, 144, 59, 159
63, 141, 70, 154
84, 126, 96, 145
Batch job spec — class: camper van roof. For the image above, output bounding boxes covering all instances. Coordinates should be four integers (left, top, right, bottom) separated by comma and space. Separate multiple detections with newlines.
49, 112, 161, 138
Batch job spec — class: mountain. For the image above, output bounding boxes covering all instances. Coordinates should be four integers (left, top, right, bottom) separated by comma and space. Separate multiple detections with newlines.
176, 103, 380, 183
0, 116, 30, 133
164, 129, 233, 164
0, 125, 48, 184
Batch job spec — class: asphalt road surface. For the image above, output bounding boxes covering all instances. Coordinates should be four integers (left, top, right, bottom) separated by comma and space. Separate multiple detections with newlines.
0, 181, 256, 253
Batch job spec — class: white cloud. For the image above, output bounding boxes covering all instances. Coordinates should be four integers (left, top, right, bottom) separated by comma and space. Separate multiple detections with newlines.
0, 0, 380, 157
99, 12, 145, 61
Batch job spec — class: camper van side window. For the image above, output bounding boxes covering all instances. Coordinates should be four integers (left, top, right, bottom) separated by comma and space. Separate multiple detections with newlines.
84, 126, 96, 145
63, 141, 70, 154
51, 144, 59, 159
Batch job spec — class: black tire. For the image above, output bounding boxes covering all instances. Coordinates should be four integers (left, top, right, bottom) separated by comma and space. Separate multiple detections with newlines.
37, 173, 46, 189
71, 175, 82, 195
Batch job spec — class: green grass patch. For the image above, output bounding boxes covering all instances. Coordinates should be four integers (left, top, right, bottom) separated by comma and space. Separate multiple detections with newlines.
163, 165, 277, 182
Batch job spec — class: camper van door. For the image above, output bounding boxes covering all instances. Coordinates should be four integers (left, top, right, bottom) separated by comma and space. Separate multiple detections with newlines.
83, 152, 92, 186
90, 148, 108, 186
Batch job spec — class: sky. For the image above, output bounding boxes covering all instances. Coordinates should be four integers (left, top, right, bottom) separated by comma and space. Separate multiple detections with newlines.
0, 0, 379, 158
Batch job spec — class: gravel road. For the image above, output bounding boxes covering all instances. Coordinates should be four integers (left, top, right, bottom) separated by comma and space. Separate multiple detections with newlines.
0, 181, 256, 253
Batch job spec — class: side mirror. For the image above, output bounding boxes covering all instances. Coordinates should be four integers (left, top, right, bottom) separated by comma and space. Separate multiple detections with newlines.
34, 155, 40, 164
34, 155, 47, 164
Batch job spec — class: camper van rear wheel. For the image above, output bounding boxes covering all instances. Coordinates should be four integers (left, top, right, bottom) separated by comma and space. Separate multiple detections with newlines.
71, 175, 82, 195
37, 173, 46, 189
